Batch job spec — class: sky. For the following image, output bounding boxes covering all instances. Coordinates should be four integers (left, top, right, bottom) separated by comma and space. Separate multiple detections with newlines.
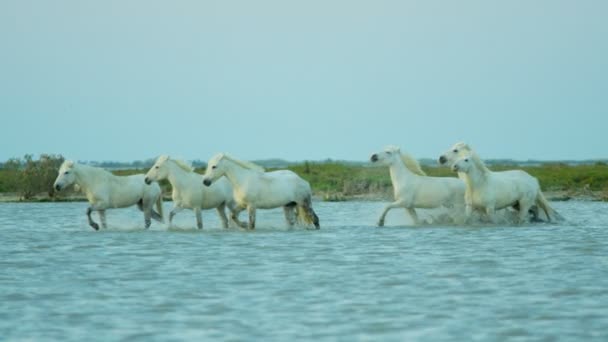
1, 0, 607, 163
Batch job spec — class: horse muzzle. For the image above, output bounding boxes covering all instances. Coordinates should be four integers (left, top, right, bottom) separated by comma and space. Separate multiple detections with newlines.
54, 184, 62, 191
370, 154, 378, 162
144, 177, 152, 185
203, 179, 212, 187
439, 155, 447, 165
451, 165, 459, 172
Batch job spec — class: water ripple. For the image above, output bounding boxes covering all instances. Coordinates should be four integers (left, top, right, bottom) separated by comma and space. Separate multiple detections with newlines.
0, 201, 607, 341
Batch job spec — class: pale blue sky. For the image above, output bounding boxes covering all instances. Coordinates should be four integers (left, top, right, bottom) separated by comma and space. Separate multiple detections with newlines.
1, 0, 606, 162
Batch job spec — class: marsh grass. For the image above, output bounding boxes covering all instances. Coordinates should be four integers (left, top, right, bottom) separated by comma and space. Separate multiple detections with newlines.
2, 162, 607, 202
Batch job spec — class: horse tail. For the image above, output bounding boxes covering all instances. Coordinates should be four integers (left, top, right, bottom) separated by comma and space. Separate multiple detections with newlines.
536, 191, 564, 222
297, 196, 320, 229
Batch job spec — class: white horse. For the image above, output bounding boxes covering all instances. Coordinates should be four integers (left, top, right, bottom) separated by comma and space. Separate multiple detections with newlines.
144, 155, 244, 229
370, 146, 465, 226
439, 142, 563, 222
451, 152, 563, 223
202, 153, 319, 229
53, 161, 164, 230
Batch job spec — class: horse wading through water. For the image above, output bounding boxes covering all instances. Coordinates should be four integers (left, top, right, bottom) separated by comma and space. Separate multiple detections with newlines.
202, 153, 320, 229
370, 146, 466, 226
53, 161, 163, 230
144, 155, 244, 229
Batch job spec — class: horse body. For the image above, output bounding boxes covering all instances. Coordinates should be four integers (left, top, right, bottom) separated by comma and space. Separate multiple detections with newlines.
54, 161, 163, 230
371, 146, 465, 226
144, 156, 242, 229
202, 154, 319, 229
452, 153, 563, 223
231, 170, 312, 209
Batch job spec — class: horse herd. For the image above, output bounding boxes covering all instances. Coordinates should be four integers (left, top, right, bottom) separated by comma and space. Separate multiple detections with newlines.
52, 142, 563, 231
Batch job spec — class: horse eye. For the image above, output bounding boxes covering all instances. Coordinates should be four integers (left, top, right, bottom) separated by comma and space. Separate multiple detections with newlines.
465, 158, 469, 162
64, 171, 69, 175
155, 166, 159, 169
212, 165, 217, 169
453, 149, 458, 153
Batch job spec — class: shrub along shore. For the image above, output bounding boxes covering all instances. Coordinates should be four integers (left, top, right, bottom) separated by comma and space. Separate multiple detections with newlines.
1, 160, 607, 203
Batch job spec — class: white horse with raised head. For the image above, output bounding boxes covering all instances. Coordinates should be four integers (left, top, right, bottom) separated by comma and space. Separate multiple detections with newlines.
439, 142, 563, 223
202, 153, 320, 229
144, 155, 244, 229
451, 152, 563, 223
370, 146, 465, 226
53, 161, 164, 230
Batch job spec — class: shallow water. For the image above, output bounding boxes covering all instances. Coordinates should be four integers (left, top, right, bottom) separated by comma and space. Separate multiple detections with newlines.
1, 201, 607, 341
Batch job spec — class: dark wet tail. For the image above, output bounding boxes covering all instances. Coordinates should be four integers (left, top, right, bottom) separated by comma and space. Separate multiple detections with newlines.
297, 196, 320, 229
536, 192, 565, 222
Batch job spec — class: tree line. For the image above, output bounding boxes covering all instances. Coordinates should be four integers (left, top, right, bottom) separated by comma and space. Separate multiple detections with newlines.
0, 154, 65, 199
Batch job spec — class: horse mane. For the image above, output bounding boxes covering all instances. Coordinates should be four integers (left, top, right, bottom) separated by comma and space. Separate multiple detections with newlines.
221, 154, 265, 172
67, 161, 114, 178
400, 152, 427, 176
384, 145, 426, 176
171, 158, 194, 173
453, 142, 472, 153
467, 152, 490, 174
154, 155, 194, 173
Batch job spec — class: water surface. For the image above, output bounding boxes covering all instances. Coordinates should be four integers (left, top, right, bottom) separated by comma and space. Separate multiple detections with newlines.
1, 201, 607, 341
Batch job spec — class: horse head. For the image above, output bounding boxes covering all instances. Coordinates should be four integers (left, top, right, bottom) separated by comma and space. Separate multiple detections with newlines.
145, 155, 171, 184
54, 160, 77, 191
439, 142, 472, 166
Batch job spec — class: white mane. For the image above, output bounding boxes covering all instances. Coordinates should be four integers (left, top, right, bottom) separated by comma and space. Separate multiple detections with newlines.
172, 158, 194, 173
219, 154, 265, 172
154, 155, 194, 173
61, 160, 113, 178
384, 146, 426, 176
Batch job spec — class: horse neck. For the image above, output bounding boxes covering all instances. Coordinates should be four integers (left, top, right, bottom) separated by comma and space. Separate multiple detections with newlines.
463, 162, 487, 190
388, 157, 416, 185
165, 161, 191, 190
73, 164, 109, 193
222, 159, 254, 188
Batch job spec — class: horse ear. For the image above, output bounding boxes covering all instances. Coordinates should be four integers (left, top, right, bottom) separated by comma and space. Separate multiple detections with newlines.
65, 160, 74, 168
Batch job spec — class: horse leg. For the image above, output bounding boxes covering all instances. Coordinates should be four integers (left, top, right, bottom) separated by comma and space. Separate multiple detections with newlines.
485, 206, 497, 224
195, 208, 203, 229
377, 200, 405, 227
87, 207, 100, 230
406, 207, 419, 225
150, 208, 163, 222
168, 206, 184, 227
144, 208, 152, 229
517, 201, 534, 224
283, 203, 297, 228
98, 210, 107, 229
528, 205, 541, 222
465, 203, 474, 223
228, 202, 247, 228
216, 203, 229, 229
247, 205, 256, 230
